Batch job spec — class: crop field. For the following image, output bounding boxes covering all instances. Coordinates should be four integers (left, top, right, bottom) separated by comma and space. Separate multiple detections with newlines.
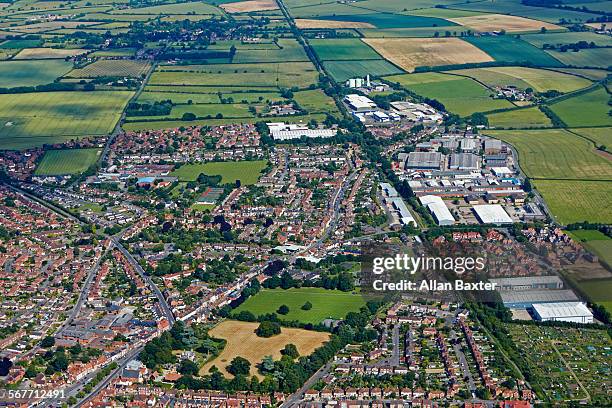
171, 160, 267, 184
545, 48, 612, 68
293, 89, 339, 114
538, 180, 611, 224
487, 107, 552, 129
310, 38, 381, 61
0, 60, 71, 87
0, 38, 42, 49
364, 38, 493, 72
316, 13, 455, 29
549, 86, 612, 127
112, 1, 223, 15
67, 59, 151, 78
90, 47, 136, 57
234, 288, 366, 324
571, 127, 611, 152
486, 129, 612, 180
450, 67, 592, 93
137, 91, 222, 104
358, 26, 463, 37
386, 72, 513, 116
132, 103, 253, 120
295, 18, 374, 28
578, 278, 612, 312
0, 91, 133, 148
35, 148, 101, 175
464, 36, 563, 66
150, 62, 319, 88
220, 0, 278, 13
231, 39, 308, 63
201, 320, 330, 377
14, 47, 88, 59
523, 31, 612, 48
323, 59, 403, 82
448, 13, 562, 32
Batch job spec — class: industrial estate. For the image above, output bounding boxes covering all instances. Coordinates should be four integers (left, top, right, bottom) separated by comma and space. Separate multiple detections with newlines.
0, 0, 610, 407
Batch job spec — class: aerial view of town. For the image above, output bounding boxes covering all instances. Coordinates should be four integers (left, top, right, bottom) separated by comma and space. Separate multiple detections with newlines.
0, 0, 610, 407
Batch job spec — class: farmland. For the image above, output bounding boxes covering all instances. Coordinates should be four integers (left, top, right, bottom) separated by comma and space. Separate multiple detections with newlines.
548, 86, 612, 127
534, 180, 612, 224
567, 230, 612, 269
486, 129, 612, 180
571, 127, 612, 152
201, 320, 330, 377
35, 148, 101, 175
386, 72, 513, 116
448, 13, 562, 32
364, 37, 493, 72
323, 60, 403, 83
487, 107, 552, 129
0, 60, 71, 87
310, 38, 381, 61
0, 91, 133, 149
171, 160, 268, 185
464, 36, 563, 66
67, 60, 151, 78
234, 288, 366, 324
13, 47, 88, 60
546, 48, 612, 68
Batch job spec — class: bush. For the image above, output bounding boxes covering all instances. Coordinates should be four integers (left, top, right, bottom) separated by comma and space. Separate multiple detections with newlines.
277, 304, 289, 315
255, 321, 281, 337
226, 356, 250, 376
301, 301, 313, 310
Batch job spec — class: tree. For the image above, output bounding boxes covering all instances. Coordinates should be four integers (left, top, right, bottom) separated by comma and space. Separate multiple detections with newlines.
301, 301, 312, 310
227, 356, 251, 376
281, 344, 299, 359
261, 355, 275, 372
40, 336, 55, 348
277, 304, 289, 315
178, 359, 199, 376
182, 112, 196, 121
255, 321, 281, 337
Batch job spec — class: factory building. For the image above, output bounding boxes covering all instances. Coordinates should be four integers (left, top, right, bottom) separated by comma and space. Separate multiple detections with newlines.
498, 289, 579, 309
406, 152, 443, 170
419, 195, 455, 226
484, 139, 502, 154
390, 197, 416, 226
473, 204, 513, 224
266, 122, 336, 140
449, 153, 480, 170
344, 94, 377, 113
489, 276, 564, 291
532, 302, 593, 323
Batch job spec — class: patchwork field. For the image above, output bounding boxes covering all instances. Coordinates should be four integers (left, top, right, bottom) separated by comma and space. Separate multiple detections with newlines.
464, 36, 563, 66
201, 320, 330, 377
234, 287, 366, 324
358, 26, 461, 37
67, 59, 151, 78
364, 37, 493, 72
14, 47, 87, 59
487, 107, 552, 129
486, 129, 612, 180
0, 91, 133, 148
35, 148, 101, 175
448, 13, 562, 32
0, 60, 71, 87
171, 160, 267, 185
386, 72, 513, 116
548, 86, 612, 127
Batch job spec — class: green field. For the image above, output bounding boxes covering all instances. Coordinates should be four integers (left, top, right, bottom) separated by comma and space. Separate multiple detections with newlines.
35, 148, 101, 175
112, 1, 223, 15
171, 160, 267, 185
234, 288, 366, 324
570, 127, 612, 152
0, 60, 72, 88
487, 107, 552, 129
486, 129, 612, 180
533, 179, 612, 224
316, 13, 456, 29
464, 36, 563, 66
137, 91, 222, 104
324, 60, 404, 82
0, 91, 133, 149
386, 72, 513, 116
546, 48, 612, 68
231, 39, 308, 63
293, 89, 339, 114
576, 278, 612, 312
358, 26, 462, 37
67, 59, 151, 78
523, 31, 612, 48
310, 38, 382, 61
549, 86, 612, 127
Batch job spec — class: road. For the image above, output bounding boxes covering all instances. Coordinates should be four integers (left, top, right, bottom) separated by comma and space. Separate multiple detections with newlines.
281, 362, 332, 408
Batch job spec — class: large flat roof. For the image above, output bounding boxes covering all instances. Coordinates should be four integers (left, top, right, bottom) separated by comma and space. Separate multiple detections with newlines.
533, 302, 592, 319
500, 289, 578, 304
489, 275, 563, 287
473, 204, 513, 224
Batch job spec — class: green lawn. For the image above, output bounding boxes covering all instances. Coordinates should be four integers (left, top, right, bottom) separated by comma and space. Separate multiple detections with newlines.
35, 148, 101, 175
234, 288, 366, 324
171, 160, 267, 185
549, 86, 612, 127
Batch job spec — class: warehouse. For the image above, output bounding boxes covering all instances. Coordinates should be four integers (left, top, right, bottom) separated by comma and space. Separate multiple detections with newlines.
484, 139, 502, 154
499, 289, 579, 309
344, 94, 377, 112
406, 152, 443, 170
532, 302, 593, 323
266, 122, 337, 140
380, 182, 398, 198
419, 195, 455, 226
390, 197, 416, 226
449, 153, 480, 170
473, 204, 513, 224
489, 276, 564, 291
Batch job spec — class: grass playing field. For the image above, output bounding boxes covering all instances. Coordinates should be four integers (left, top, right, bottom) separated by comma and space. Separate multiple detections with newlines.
0, 90, 134, 149
35, 148, 101, 175
364, 37, 493, 72
0, 60, 72, 88
201, 320, 330, 377
171, 160, 267, 185
548, 86, 612, 127
485, 129, 612, 180
487, 107, 552, 129
234, 287, 366, 324
386, 72, 513, 116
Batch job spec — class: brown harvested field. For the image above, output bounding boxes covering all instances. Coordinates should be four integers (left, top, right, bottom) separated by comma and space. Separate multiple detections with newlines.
363, 37, 493, 72
448, 14, 562, 33
220, 0, 278, 13
14, 47, 87, 60
295, 18, 375, 29
201, 320, 329, 378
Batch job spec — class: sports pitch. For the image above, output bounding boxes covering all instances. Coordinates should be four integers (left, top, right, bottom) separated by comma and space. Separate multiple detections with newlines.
171, 160, 268, 185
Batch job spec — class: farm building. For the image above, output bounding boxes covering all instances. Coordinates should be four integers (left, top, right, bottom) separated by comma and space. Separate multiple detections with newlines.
473, 204, 513, 224
532, 302, 593, 323
419, 195, 455, 226
489, 276, 564, 291
406, 152, 443, 170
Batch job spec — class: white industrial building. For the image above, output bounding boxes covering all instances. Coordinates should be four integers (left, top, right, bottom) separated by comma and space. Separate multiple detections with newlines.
380, 182, 398, 198
419, 195, 455, 226
344, 94, 377, 112
390, 197, 416, 226
532, 302, 593, 323
266, 122, 337, 140
473, 204, 513, 224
